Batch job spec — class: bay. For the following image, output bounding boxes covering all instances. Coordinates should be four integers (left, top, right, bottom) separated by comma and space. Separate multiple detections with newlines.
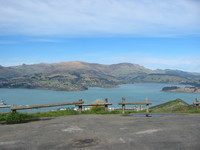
0, 83, 199, 113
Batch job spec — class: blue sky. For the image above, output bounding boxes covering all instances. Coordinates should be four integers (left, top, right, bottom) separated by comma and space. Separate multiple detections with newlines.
0, 0, 200, 72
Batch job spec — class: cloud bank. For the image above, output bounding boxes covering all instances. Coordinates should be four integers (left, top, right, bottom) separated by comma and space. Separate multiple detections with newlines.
0, 0, 199, 37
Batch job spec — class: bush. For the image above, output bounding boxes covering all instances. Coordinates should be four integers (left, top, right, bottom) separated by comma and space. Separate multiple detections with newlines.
90, 99, 105, 112
5, 112, 33, 124
0, 113, 6, 121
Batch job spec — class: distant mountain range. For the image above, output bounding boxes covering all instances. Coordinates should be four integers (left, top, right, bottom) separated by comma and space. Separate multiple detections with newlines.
0, 61, 200, 91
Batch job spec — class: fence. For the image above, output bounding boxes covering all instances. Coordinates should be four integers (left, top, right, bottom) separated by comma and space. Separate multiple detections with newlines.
11, 99, 84, 113
75, 98, 112, 113
194, 98, 200, 110
1, 97, 198, 115
118, 97, 152, 116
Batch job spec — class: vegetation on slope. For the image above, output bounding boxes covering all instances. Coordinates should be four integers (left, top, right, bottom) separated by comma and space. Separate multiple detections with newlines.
132, 74, 189, 84
149, 99, 198, 113
0, 109, 123, 124
0, 71, 120, 91
0, 112, 36, 124
0, 61, 200, 91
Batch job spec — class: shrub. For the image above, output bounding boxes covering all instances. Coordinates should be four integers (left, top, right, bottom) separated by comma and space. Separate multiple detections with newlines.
5, 112, 33, 124
0, 113, 6, 121
90, 99, 105, 112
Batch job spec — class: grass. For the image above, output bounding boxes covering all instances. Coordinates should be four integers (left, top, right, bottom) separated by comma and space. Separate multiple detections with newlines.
0, 112, 37, 124
0, 113, 7, 121
0, 109, 136, 124
32, 109, 79, 117
149, 98, 200, 113
0, 109, 78, 124
149, 99, 190, 113
82, 109, 122, 114
176, 109, 200, 113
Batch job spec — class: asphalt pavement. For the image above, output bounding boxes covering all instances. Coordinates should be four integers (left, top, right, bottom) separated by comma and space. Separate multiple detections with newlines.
0, 114, 200, 150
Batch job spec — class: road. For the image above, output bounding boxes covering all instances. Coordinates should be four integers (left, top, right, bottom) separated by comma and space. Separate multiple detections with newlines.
0, 114, 200, 150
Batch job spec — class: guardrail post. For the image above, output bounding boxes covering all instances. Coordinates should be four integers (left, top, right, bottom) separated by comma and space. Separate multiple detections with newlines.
12, 109, 16, 113
139, 105, 142, 111
146, 97, 150, 117
104, 98, 108, 111
78, 99, 83, 113
122, 97, 126, 114
195, 98, 199, 110
11, 105, 17, 113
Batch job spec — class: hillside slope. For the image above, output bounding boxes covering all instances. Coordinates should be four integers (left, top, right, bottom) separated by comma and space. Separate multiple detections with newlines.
0, 61, 199, 91
150, 99, 189, 113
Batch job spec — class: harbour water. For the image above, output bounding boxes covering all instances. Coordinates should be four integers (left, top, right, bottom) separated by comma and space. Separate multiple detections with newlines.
0, 83, 199, 113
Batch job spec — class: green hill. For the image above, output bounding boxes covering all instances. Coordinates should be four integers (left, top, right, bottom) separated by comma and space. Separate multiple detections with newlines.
150, 99, 190, 113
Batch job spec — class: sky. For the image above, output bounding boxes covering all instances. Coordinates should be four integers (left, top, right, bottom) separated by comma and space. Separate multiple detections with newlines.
0, 0, 200, 72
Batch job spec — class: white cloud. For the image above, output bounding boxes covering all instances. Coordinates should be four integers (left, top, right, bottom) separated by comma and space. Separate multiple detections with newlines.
0, 0, 199, 37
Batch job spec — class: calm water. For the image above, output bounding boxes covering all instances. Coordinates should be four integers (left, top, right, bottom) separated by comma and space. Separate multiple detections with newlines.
0, 83, 199, 112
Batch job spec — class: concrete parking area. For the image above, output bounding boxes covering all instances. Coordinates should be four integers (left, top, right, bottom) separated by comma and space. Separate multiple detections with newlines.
0, 114, 200, 150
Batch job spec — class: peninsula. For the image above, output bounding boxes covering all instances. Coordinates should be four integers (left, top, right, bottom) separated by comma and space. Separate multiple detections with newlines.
162, 86, 200, 93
